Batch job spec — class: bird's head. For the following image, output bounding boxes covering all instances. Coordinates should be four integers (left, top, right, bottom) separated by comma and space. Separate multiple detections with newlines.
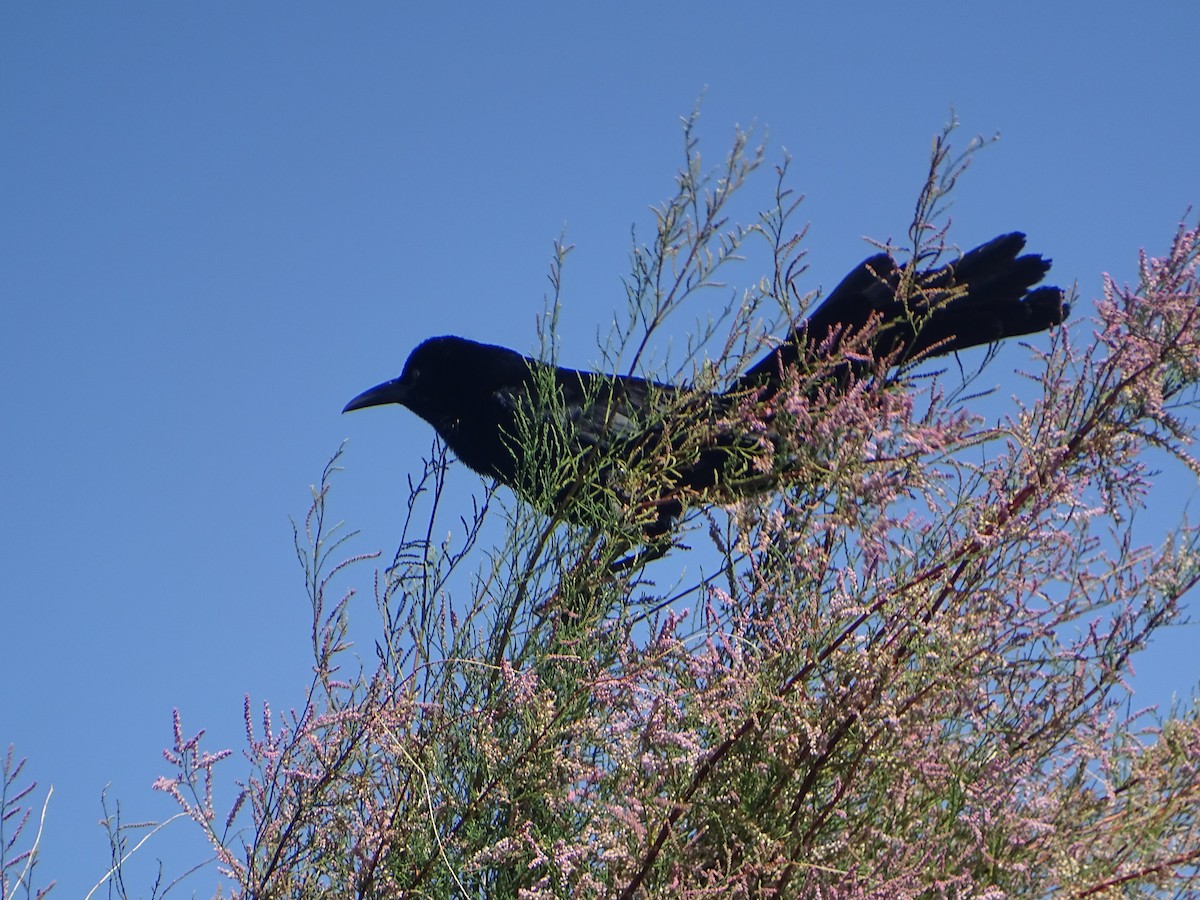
342, 335, 530, 430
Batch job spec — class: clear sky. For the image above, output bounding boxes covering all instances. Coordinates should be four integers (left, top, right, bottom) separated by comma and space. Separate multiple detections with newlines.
3, 3, 1198, 894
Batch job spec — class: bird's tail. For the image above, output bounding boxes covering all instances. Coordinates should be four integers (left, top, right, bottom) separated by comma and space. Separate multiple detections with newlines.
733, 232, 1068, 392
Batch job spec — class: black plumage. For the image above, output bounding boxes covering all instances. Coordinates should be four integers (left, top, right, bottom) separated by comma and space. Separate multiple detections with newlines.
344, 233, 1067, 544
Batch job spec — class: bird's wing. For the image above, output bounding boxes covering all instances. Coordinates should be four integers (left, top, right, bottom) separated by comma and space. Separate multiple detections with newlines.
535, 368, 676, 449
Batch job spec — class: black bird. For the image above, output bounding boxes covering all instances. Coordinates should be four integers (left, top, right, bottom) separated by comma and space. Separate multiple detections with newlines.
344, 233, 1067, 545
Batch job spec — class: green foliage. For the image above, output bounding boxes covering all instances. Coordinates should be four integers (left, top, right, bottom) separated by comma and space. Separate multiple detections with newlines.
119, 115, 1200, 897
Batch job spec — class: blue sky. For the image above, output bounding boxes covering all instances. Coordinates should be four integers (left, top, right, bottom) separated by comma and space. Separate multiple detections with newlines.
3, 3, 1198, 894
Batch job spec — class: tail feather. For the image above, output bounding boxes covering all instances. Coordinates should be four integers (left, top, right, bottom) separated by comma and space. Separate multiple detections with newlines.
735, 232, 1068, 391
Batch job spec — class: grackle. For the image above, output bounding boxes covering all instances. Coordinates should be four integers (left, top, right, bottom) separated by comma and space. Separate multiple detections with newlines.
344, 233, 1067, 547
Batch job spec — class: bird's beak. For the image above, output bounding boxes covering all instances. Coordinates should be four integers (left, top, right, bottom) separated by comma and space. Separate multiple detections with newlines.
343, 377, 407, 413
